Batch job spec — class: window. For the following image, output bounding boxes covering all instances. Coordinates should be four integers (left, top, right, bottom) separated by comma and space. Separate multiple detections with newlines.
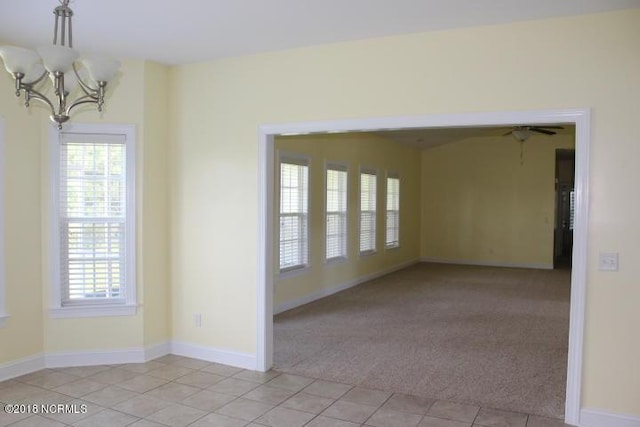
326, 164, 347, 261
359, 170, 377, 254
50, 124, 136, 317
386, 173, 400, 248
279, 157, 309, 271
0, 118, 6, 327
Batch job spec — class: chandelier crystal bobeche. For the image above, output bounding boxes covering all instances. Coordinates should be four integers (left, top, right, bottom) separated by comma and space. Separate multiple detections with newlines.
0, 0, 120, 129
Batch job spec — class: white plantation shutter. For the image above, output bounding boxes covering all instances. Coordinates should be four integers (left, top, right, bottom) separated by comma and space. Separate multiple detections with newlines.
58, 132, 129, 305
386, 174, 400, 248
279, 158, 309, 271
326, 165, 347, 261
360, 170, 377, 253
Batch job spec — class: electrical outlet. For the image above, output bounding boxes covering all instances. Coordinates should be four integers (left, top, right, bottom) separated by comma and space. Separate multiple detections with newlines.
194, 313, 202, 327
598, 253, 619, 271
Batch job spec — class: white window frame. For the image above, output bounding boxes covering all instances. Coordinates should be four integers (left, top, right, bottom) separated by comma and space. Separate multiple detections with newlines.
0, 118, 7, 327
49, 123, 137, 318
359, 168, 377, 256
385, 172, 400, 249
325, 162, 348, 263
278, 153, 310, 275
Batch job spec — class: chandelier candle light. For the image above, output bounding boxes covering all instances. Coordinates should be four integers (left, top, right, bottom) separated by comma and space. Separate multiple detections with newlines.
0, 0, 120, 128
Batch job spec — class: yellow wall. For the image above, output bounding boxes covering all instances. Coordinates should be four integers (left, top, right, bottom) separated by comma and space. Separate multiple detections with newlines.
170, 10, 640, 415
0, 59, 171, 361
142, 62, 171, 346
421, 133, 575, 267
274, 133, 421, 308
0, 58, 45, 363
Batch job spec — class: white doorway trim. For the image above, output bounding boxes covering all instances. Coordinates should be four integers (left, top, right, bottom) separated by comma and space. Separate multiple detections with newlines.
257, 108, 590, 425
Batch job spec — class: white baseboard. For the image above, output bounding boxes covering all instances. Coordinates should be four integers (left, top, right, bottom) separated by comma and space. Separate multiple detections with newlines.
580, 408, 640, 427
145, 341, 171, 361
275, 258, 420, 315
420, 257, 553, 270
0, 354, 45, 381
45, 348, 146, 368
45, 341, 171, 368
171, 341, 256, 370
0, 340, 255, 380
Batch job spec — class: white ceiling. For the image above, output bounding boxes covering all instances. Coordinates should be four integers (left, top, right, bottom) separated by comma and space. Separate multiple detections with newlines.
0, 0, 638, 65
372, 125, 575, 149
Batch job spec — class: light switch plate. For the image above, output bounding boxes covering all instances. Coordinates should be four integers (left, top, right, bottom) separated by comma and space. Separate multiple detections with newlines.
598, 253, 619, 271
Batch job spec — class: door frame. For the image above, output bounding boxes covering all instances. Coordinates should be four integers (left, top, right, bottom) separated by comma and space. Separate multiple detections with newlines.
257, 108, 590, 425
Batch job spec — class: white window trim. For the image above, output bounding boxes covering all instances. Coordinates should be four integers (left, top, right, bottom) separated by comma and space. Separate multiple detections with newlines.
359, 167, 378, 256
49, 123, 137, 318
385, 171, 400, 250
277, 151, 311, 276
325, 161, 348, 264
0, 118, 7, 327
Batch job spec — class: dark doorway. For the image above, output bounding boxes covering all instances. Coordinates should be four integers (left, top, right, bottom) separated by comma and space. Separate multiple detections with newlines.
554, 149, 575, 268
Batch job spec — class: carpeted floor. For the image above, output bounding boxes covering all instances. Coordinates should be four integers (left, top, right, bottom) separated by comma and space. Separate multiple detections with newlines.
274, 262, 571, 419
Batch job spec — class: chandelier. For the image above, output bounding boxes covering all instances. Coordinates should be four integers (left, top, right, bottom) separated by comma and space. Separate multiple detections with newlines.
0, 0, 120, 129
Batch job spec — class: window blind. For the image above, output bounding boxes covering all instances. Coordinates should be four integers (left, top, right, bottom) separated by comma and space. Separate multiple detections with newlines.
386, 175, 400, 248
360, 171, 377, 253
59, 134, 127, 304
569, 190, 575, 230
279, 159, 309, 270
326, 165, 347, 260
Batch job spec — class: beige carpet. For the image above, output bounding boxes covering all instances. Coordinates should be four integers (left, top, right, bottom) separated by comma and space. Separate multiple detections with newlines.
274, 262, 570, 419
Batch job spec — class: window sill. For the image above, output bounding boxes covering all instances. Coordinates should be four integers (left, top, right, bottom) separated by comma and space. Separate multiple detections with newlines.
385, 244, 400, 251
0, 314, 9, 328
49, 304, 137, 319
359, 250, 377, 258
278, 266, 310, 280
325, 256, 348, 266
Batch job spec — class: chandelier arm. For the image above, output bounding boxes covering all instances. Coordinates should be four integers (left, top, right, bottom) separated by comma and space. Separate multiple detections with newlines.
65, 95, 100, 116
20, 87, 57, 117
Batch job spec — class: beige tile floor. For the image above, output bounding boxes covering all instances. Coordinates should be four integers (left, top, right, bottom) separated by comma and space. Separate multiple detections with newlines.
0, 354, 574, 427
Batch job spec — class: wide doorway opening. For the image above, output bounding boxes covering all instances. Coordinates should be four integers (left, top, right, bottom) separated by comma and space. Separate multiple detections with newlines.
257, 109, 589, 426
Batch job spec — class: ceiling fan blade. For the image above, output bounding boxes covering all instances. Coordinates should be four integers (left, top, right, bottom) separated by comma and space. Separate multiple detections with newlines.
530, 128, 556, 135
532, 126, 564, 130
503, 131, 514, 136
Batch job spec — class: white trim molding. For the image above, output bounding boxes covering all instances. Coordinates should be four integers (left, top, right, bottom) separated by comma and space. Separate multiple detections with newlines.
581, 408, 640, 427
171, 341, 257, 370
275, 259, 419, 314
257, 108, 591, 426
0, 341, 255, 382
0, 354, 45, 382
145, 341, 172, 361
48, 123, 138, 318
45, 341, 170, 368
49, 304, 138, 319
420, 257, 553, 270
45, 347, 148, 368
0, 342, 170, 380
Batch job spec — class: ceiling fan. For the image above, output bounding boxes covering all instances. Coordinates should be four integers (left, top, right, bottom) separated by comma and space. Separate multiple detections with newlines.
503, 125, 564, 141
504, 125, 564, 165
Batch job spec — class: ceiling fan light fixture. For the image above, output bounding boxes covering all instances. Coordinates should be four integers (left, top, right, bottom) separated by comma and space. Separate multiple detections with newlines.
512, 129, 531, 142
